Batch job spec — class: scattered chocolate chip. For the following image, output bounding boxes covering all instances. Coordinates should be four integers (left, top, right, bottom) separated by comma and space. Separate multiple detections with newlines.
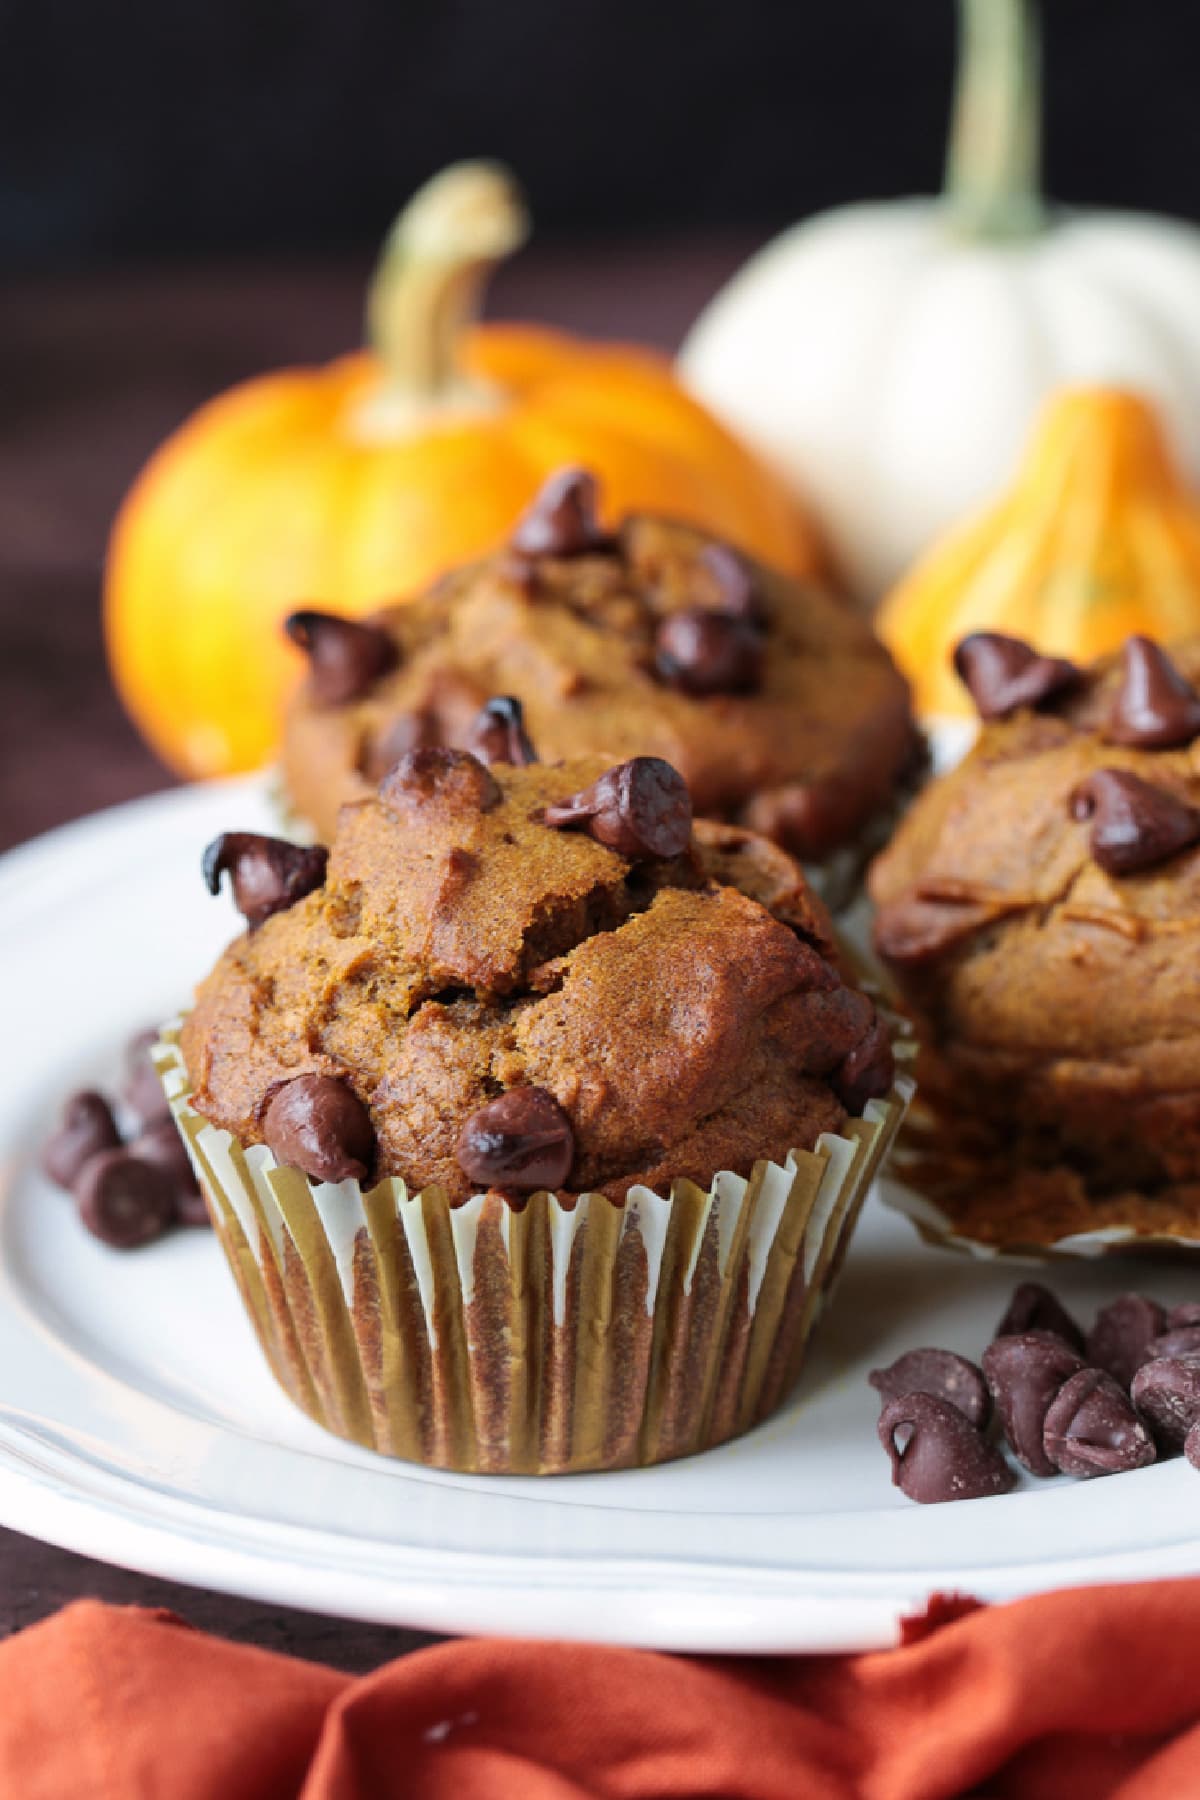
1168, 1304, 1200, 1330
1069, 768, 1200, 877
510, 468, 608, 558
877, 1393, 1016, 1504
379, 747, 501, 814
655, 607, 765, 697
74, 1149, 175, 1249
1042, 1368, 1157, 1478
1105, 636, 1200, 749
543, 757, 691, 861
834, 1011, 894, 1114
202, 833, 329, 929
41, 1090, 121, 1190
360, 711, 440, 783
1144, 1326, 1200, 1364
869, 1348, 991, 1429
466, 696, 537, 767
456, 1087, 575, 1193
981, 1332, 1086, 1477
123, 1026, 170, 1126
128, 1117, 207, 1225
994, 1282, 1085, 1353
1131, 1357, 1200, 1453
1086, 1294, 1167, 1389
699, 542, 764, 624
284, 610, 398, 706
953, 632, 1080, 721
262, 1075, 374, 1185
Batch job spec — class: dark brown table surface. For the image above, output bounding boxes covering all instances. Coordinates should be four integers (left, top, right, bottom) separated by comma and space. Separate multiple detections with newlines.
0, 233, 754, 1668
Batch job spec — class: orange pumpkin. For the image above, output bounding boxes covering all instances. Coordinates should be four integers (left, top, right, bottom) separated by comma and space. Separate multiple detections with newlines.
105, 162, 823, 779
878, 385, 1200, 718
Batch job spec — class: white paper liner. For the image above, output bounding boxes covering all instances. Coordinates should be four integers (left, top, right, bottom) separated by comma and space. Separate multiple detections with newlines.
155, 1032, 913, 1474
880, 1164, 1200, 1264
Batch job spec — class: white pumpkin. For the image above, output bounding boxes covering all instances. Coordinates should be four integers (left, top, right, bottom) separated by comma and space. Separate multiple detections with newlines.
680, 0, 1200, 603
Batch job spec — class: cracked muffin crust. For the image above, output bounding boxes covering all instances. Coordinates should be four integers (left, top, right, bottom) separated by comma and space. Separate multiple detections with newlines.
870, 632, 1200, 1218
183, 749, 893, 1205
279, 471, 919, 884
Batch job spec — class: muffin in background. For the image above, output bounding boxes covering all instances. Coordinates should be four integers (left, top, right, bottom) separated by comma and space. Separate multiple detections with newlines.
279, 468, 920, 907
871, 629, 1200, 1250
165, 736, 909, 1474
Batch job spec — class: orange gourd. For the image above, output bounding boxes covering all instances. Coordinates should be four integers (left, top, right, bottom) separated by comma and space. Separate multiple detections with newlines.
105, 163, 822, 779
878, 385, 1200, 718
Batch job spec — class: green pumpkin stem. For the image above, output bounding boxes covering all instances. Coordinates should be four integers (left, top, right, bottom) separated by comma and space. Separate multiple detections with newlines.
360, 161, 529, 432
944, 0, 1044, 240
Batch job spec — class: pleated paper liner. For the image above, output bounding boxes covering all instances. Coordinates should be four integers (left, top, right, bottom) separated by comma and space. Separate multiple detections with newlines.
881, 1088, 1200, 1263
155, 1033, 914, 1475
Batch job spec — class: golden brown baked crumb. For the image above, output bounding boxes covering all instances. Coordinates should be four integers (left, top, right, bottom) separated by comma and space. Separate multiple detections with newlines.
280, 511, 917, 868
183, 753, 890, 1202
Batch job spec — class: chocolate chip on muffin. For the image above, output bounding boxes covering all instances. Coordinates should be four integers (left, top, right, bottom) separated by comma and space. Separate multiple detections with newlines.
284, 610, 398, 705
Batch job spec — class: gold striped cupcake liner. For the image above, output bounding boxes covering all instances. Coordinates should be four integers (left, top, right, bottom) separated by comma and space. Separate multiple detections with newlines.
156, 1032, 913, 1475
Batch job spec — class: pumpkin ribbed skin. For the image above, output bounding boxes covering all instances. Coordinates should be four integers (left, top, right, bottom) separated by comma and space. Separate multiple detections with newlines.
104, 326, 822, 780
877, 388, 1200, 719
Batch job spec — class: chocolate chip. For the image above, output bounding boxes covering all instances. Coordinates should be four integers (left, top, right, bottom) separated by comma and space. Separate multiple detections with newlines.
543, 757, 691, 861
466, 696, 537, 767
379, 747, 501, 814
284, 610, 398, 706
360, 710, 440, 783
869, 1348, 991, 1429
834, 1011, 894, 1114
1186, 1419, 1200, 1472
1131, 1356, 1200, 1452
994, 1282, 1085, 1353
123, 1026, 171, 1126
202, 833, 329, 929
699, 542, 765, 624
1144, 1326, 1200, 1364
1168, 1304, 1200, 1330
1042, 1368, 1157, 1478
457, 1087, 575, 1193
74, 1149, 175, 1249
953, 632, 1080, 721
41, 1090, 121, 1190
981, 1332, 1087, 1477
877, 1393, 1016, 1504
655, 608, 765, 697
1069, 768, 1200, 876
871, 893, 993, 967
510, 468, 608, 558
261, 1075, 374, 1185
1086, 1294, 1167, 1389
1105, 636, 1200, 749
128, 1117, 207, 1226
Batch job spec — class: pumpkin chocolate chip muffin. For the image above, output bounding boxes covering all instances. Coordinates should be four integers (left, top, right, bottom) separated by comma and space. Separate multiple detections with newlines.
870, 629, 1200, 1250
279, 468, 919, 904
163, 734, 908, 1474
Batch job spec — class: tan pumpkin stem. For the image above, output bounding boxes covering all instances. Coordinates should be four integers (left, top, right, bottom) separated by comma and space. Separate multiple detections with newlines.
945, 0, 1044, 240
360, 161, 529, 433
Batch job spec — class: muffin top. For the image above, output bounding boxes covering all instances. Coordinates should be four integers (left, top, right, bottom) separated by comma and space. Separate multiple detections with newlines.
183, 745, 892, 1204
280, 468, 917, 864
870, 632, 1200, 1175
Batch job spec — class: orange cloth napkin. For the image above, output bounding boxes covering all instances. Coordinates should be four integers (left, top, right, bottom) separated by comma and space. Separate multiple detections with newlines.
2, 1584, 1198, 1799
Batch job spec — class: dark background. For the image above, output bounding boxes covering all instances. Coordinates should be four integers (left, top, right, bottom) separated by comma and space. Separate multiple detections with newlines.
1, 0, 1197, 269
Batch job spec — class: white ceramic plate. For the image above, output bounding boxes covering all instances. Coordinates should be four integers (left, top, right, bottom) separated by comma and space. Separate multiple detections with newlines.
3, 776, 1199, 1654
